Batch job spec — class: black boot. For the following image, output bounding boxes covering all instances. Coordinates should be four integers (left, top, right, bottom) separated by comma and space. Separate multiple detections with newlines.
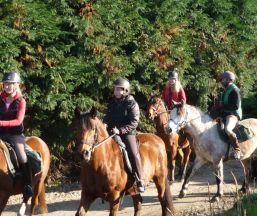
136, 179, 145, 193
20, 162, 34, 199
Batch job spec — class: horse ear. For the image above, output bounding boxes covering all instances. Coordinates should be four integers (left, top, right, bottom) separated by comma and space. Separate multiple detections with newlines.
74, 107, 82, 118
90, 106, 97, 119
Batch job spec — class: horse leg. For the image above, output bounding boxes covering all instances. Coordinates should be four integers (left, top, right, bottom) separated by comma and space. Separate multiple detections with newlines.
210, 160, 224, 202
179, 157, 206, 198
176, 148, 184, 181
75, 190, 95, 216
109, 194, 121, 216
31, 181, 48, 215
131, 194, 142, 216
166, 151, 174, 183
240, 159, 251, 194
18, 197, 30, 216
153, 176, 175, 216
0, 192, 9, 214
180, 146, 192, 181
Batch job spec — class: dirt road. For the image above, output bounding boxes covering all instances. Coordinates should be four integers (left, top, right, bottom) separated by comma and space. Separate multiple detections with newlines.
3, 160, 247, 216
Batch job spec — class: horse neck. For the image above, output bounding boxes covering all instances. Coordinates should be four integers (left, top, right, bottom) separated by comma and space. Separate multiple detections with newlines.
154, 102, 169, 133
184, 106, 215, 140
92, 133, 122, 167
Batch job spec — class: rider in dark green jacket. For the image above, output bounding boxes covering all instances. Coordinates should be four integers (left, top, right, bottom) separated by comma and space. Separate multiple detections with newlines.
216, 71, 242, 160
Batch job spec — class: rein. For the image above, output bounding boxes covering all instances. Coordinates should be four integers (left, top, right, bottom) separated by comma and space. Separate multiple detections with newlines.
91, 133, 116, 152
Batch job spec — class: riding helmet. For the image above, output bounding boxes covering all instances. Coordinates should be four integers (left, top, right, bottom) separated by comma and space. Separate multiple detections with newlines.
221, 71, 236, 82
168, 68, 178, 79
2, 72, 22, 83
113, 78, 130, 92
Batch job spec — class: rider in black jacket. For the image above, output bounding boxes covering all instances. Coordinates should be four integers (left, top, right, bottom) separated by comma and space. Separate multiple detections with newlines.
103, 78, 145, 193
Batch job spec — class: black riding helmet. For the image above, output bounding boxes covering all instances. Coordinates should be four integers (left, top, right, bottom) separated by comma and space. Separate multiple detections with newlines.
2, 72, 21, 83
168, 68, 178, 79
113, 78, 130, 93
221, 71, 236, 82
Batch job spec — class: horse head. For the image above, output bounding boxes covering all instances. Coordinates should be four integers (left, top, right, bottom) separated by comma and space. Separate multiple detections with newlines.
168, 102, 187, 135
74, 107, 99, 162
147, 95, 167, 120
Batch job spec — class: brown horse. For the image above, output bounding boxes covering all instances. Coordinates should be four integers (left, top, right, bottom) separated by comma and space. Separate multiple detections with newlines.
147, 95, 192, 182
0, 136, 50, 216
74, 107, 175, 216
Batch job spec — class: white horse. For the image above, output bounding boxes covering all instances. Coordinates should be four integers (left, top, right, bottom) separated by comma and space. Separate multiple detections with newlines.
168, 103, 257, 202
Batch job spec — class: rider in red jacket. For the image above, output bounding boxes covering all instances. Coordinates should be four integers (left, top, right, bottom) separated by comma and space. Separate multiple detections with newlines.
0, 72, 33, 199
162, 68, 186, 109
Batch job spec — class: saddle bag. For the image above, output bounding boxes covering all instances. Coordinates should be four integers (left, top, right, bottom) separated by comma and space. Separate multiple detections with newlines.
26, 149, 42, 174
233, 124, 253, 142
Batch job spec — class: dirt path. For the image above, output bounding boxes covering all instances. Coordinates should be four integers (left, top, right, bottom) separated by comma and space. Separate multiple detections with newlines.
3, 160, 247, 216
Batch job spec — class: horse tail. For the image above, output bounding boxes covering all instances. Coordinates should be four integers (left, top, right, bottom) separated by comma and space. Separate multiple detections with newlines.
164, 178, 175, 216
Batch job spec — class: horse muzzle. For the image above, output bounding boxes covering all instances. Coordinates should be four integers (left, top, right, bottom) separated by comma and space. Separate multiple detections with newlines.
82, 150, 92, 162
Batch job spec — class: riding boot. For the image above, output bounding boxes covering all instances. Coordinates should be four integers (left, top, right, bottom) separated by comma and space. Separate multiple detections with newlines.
133, 155, 145, 193
229, 134, 241, 160
20, 162, 34, 199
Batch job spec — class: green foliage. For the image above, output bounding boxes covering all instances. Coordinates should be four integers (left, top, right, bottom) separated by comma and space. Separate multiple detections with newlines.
223, 193, 257, 216
0, 0, 256, 156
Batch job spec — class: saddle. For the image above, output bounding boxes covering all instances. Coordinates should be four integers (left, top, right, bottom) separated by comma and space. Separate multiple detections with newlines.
0, 140, 42, 177
217, 119, 253, 143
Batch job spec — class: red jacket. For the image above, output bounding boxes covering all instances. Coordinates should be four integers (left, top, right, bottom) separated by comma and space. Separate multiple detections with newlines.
162, 86, 186, 109
0, 91, 26, 129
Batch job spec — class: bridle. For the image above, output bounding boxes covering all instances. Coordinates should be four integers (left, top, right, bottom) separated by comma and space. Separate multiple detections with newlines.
149, 99, 170, 119
77, 127, 116, 155
170, 105, 201, 132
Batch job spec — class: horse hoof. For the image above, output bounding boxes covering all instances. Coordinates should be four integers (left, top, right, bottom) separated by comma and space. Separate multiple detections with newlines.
178, 191, 186, 198
239, 188, 248, 194
209, 196, 220, 203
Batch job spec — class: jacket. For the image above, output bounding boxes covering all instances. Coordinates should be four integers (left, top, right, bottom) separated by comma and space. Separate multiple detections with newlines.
103, 95, 140, 135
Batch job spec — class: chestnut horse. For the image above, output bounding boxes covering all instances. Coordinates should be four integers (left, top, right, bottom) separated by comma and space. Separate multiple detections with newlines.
74, 107, 174, 216
147, 96, 192, 182
0, 136, 50, 215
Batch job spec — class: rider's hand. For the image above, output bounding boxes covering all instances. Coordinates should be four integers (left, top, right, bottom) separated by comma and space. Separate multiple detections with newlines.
112, 127, 120, 135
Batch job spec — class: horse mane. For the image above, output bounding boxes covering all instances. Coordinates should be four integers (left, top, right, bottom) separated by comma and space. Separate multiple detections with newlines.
80, 112, 109, 138
187, 104, 214, 123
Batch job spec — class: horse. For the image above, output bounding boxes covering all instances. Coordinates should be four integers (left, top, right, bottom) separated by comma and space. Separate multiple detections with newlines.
147, 95, 192, 182
167, 103, 257, 202
0, 136, 51, 215
73, 107, 175, 216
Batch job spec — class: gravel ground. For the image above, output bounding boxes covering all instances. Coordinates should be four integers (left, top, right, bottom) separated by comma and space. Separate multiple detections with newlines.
3, 160, 248, 216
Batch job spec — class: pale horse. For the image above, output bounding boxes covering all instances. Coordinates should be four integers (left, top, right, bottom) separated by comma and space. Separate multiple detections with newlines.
167, 103, 257, 202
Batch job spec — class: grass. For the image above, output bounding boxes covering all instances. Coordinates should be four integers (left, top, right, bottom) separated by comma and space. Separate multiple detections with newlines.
223, 193, 257, 216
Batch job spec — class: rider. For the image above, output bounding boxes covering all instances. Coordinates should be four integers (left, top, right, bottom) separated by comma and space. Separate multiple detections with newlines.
0, 72, 33, 199
162, 68, 187, 109
103, 78, 145, 193
215, 71, 242, 160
